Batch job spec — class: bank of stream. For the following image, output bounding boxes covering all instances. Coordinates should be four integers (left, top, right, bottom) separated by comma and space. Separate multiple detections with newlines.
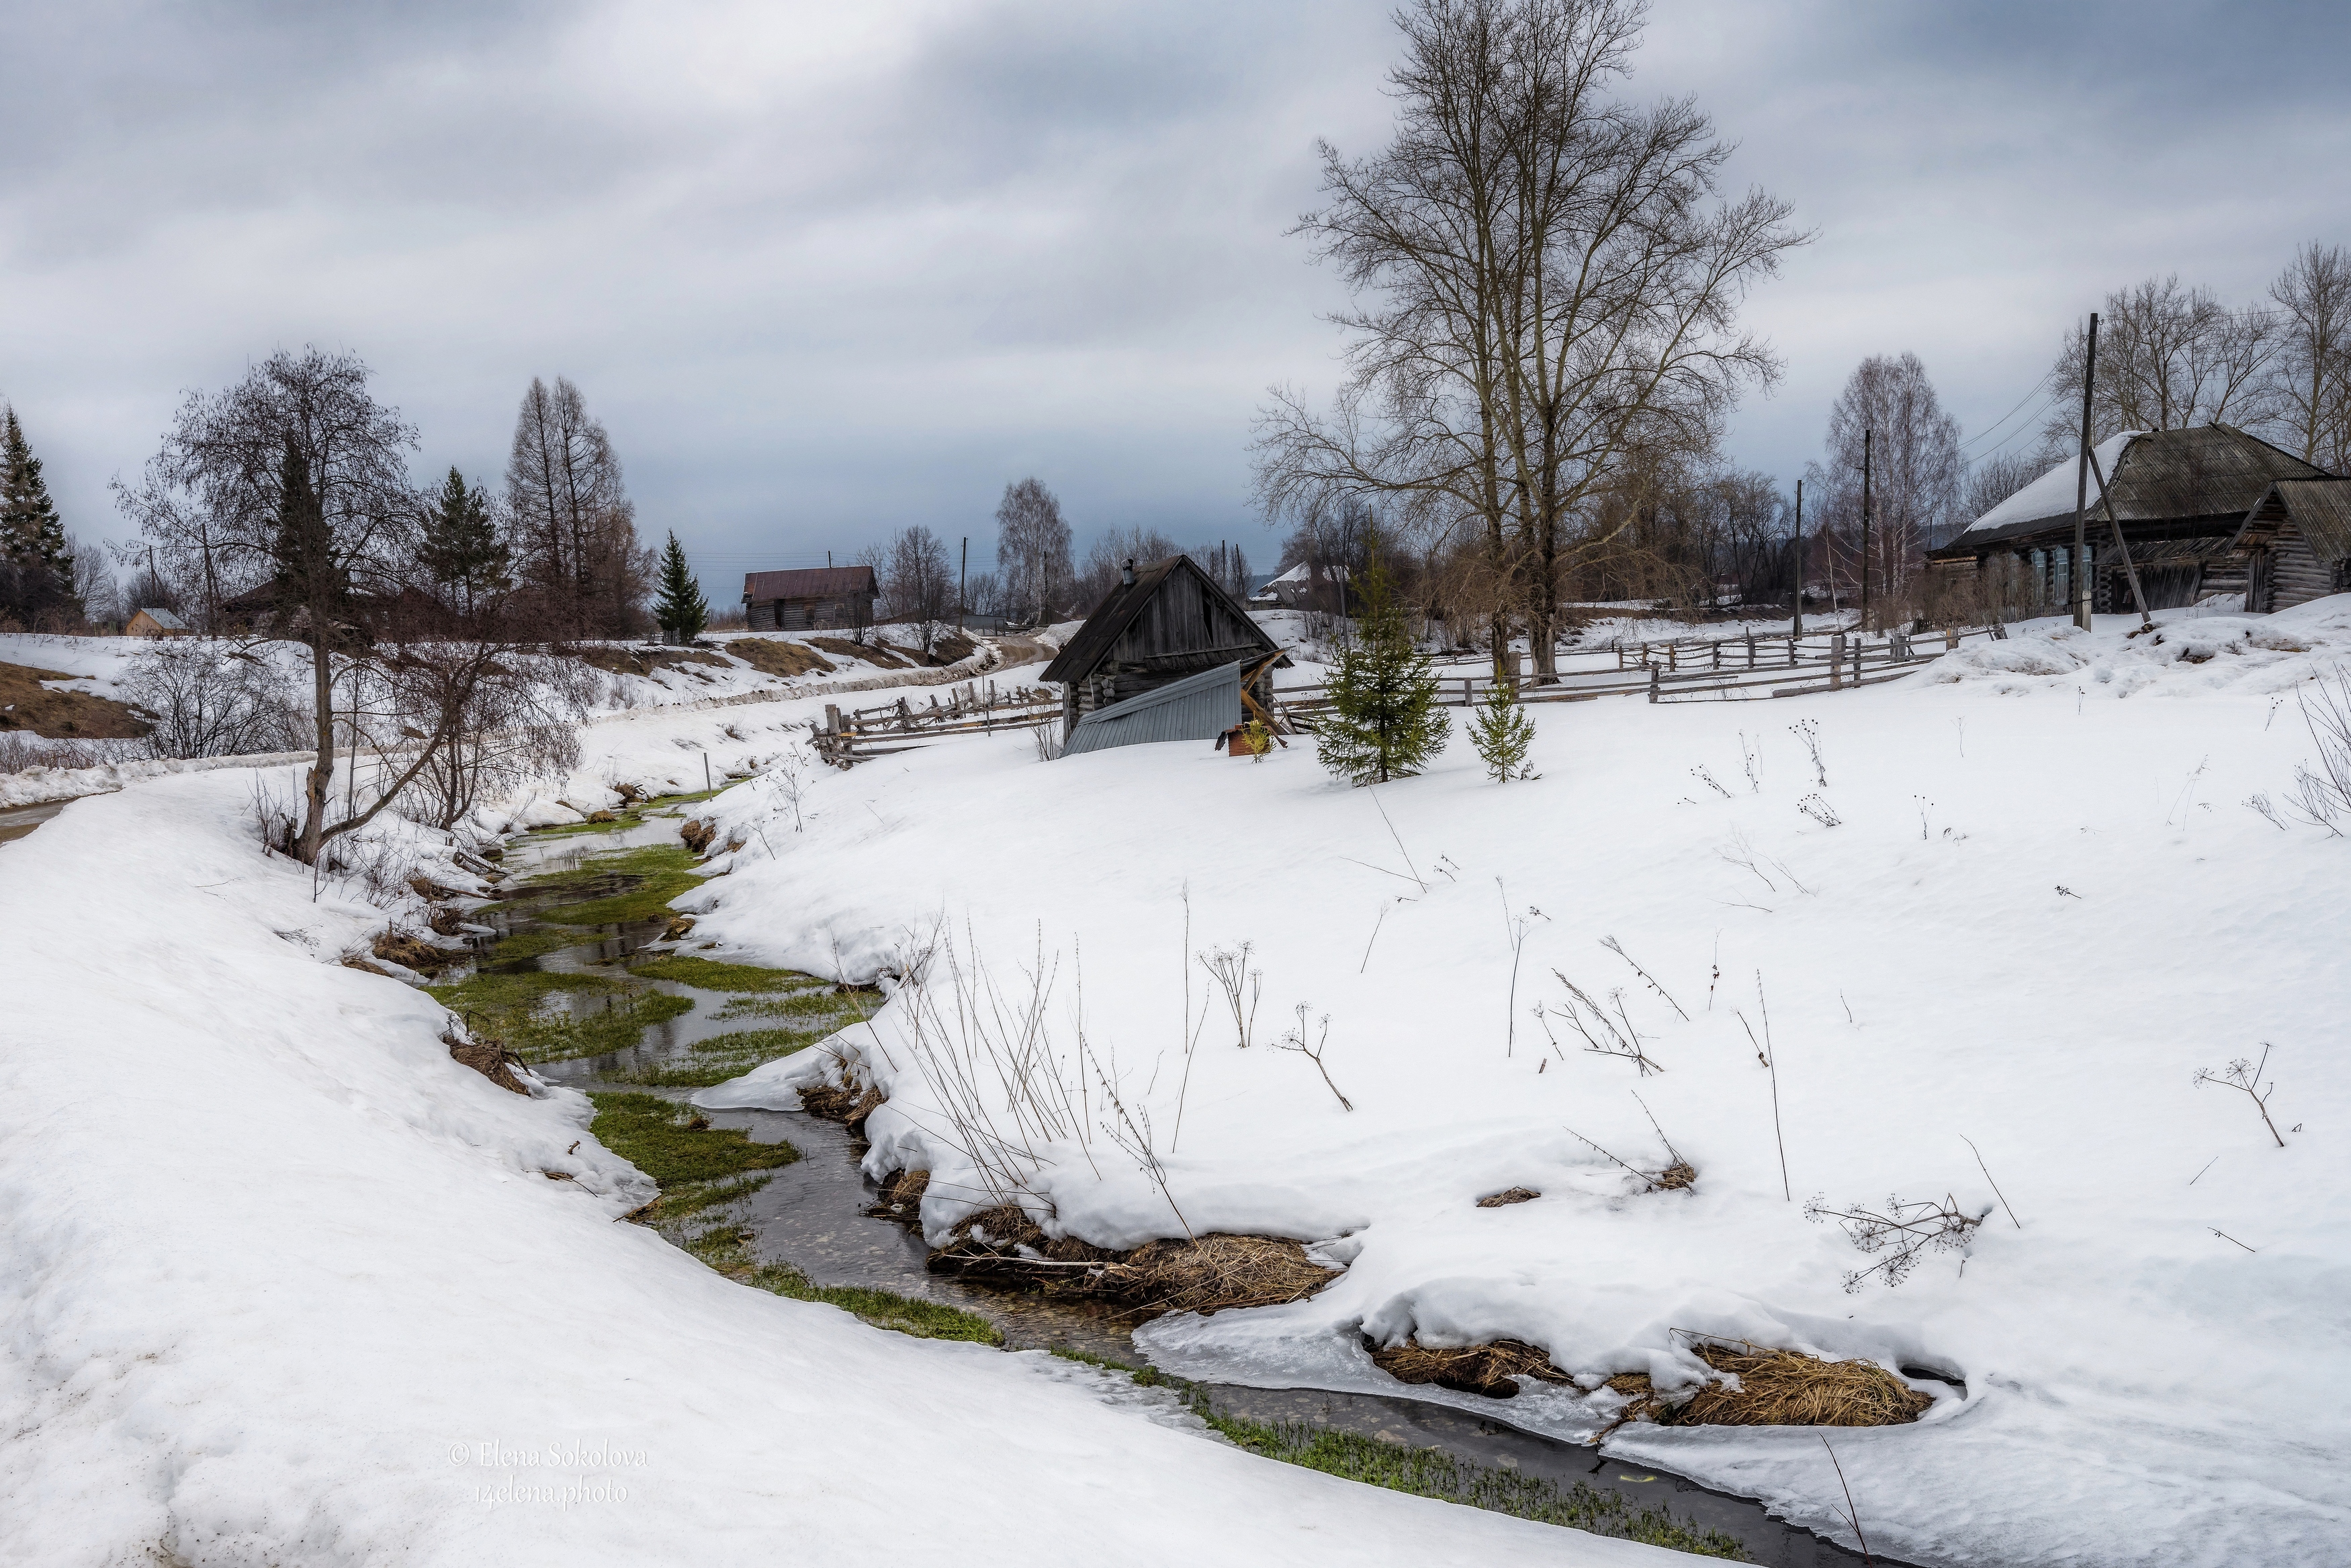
449, 809, 1906, 1566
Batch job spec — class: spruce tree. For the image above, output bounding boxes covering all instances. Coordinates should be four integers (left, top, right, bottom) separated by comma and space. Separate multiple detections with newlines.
1468, 674, 1538, 781
1313, 545, 1447, 786
653, 531, 708, 644
419, 466, 508, 612
1, 405, 71, 573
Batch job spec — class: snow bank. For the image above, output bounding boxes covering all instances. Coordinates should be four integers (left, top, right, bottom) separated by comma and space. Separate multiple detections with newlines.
1928, 596, 2351, 698
680, 616, 2351, 1566
0, 709, 1665, 1565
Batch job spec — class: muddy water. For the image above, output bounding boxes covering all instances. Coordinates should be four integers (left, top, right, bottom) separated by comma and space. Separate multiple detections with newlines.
501, 821, 1909, 1567
0, 798, 69, 847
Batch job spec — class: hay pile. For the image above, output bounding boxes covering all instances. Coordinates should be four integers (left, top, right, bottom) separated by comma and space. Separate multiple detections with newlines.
1609, 1340, 1931, 1428
1368, 1338, 1572, 1398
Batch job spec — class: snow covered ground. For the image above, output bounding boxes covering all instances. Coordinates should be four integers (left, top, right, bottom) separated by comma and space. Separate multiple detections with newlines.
679, 599, 2351, 1567
0, 665, 1673, 1566
5, 600, 2346, 1565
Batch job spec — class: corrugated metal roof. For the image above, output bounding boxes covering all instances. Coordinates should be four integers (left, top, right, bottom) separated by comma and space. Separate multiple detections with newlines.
1944, 425, 2329, 553
1061, 661, 1241, 758
742, 567, 876, 600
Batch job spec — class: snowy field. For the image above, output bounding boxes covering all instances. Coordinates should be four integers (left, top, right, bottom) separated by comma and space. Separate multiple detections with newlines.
3, 601, 2346, 1565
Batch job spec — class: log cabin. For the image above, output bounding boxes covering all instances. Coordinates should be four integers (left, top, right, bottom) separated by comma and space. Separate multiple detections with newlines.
2231, 479, 2351, 612
742, 567, 877, 632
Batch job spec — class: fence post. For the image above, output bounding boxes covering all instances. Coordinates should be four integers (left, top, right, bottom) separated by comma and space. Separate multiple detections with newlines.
1788, 634, 1798, 667
1462, 677, 1474, 707
1746, 631, 1755, 669
1829, 634, 1845, 690
1648, 663, 1660, 704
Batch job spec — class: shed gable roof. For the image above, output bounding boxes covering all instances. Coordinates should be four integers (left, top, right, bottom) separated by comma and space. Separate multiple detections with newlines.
1952, 425, 2330, 551
1040, 555, 1284, 685
2236, 477, 2351, 566
743, 567, 877, 601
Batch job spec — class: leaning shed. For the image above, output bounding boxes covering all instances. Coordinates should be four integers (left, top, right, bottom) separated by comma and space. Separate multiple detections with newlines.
1040, 554, 1290, 739
2232, 479, 2351, 612
1928, 425, 2331, 612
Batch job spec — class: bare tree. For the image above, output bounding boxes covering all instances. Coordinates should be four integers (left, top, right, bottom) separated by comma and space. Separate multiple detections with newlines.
2266, 242, 2351, 472
993, 477, 1074, 626
1804, 353, 1962, 625
114, 347, 437, 864
1075, 524, 1180, 612
879, 524, 955, 656
1961, 449, 2043, 523
502, 376, 650, 638
2040, 275, 2278, 448
1255, 0, 1804, 683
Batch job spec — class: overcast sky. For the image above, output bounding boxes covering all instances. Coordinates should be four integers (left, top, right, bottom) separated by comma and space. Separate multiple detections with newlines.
5, 1, 2348, 594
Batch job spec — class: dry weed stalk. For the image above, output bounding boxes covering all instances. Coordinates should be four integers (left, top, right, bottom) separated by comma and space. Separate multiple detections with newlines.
1274, 1003, 1354, 1111
1804, 1191, 1988, 1291
1200, 943, 1262, 1049
1691, 764, 1732, 798
1499, 883, 1548, 1055
2192, 1044, 2287, 1148
1601, 935, 1688, 1020
1789, 717, 1827, 786
1539, 970, 1665, 1075
1737, 972, 1791, 1200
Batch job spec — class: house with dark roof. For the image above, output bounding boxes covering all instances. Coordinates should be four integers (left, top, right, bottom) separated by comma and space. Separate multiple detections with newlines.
1040, 555, 1289, 745
742, 567, 877, 632
1928, 425, 2332, 612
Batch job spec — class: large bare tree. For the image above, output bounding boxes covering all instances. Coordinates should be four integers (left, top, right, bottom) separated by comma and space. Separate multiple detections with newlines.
2266, 242, 2351, 472
878, 524, 956, 655
1806, 353, 1963, 624
114, 348, 439, 863
993, 477, 1075, 626
2039, 275, 2278, 448
502, 376, 650, 637
1255, 0, 1803, 681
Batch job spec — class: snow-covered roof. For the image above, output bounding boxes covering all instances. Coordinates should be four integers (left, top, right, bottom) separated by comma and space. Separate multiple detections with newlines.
133, 608, 188, 630
1961, 433, 2139, 539
1266, 562, 1312, 584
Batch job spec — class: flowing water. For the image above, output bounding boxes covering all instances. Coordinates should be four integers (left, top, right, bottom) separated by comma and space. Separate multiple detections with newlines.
0, 798, 69, 847
492, 817, 1911, 1567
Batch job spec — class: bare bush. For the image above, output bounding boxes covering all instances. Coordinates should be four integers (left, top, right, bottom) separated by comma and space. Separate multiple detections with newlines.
2285, 668, 2351, 833
120, 642, 305, 759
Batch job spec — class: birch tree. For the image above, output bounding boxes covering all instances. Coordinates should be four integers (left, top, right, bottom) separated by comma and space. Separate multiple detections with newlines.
2266, 242, 2351, 472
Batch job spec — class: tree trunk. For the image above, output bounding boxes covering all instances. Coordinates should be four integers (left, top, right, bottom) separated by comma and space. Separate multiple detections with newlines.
301, 635, 335, 864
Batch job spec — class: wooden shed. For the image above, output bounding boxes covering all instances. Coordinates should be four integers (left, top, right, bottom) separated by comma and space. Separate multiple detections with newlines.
742, 567, 877, 632
1040, 555, 1289, 738
2231, 479, 2351, 612
125, 608, 190, 637
1927, 425, 2330, 612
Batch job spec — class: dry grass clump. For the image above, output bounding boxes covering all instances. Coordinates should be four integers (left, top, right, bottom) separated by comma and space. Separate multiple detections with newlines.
1609, 1339, 1930, 1429
725, 638, 834, 678
799, 1078, 883, 1126
1476, 1187, 1541, 1208
931, 1222, 1335, 1317
1653, 1161, 1697, 1191
1370, 1338, 1572, 1398
372, 929, 457, 972
868, 1167, 930, 1228
679, 819, 716, 854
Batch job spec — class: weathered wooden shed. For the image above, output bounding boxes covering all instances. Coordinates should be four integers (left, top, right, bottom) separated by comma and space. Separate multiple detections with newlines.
1062, 662, 1243, 757
2231, 479, 2351, 612
1927, 425, 2330, 612
1040, 555, 1289, 738
742, 567, 877, 632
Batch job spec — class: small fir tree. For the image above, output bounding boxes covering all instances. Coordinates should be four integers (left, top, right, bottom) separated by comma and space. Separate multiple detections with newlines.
653, 531, 709, 643
419, 466, 508, 612
1, 404, 73, 575
1313, 545, 1447, 786
1468, 675, 1538, 781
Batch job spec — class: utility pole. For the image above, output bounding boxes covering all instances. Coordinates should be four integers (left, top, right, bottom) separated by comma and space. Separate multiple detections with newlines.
957, 535, 968, 633
1791, 478, 1804, 639
1859, 428, 1873, 636
2071, 312, 2100, 631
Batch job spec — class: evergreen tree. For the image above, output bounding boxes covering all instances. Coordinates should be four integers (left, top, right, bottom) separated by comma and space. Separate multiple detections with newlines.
652, 531, 708, 643
419, 466, 508, 612
1467, 674, 1538, 782
1313, 545, 1447, 786
1, 404, 72, 574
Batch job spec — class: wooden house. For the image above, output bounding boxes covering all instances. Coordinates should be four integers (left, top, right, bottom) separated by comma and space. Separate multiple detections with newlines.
742, 567, 877, 632
1927, 425, 2330, 612
2231, 479, 2351, 612
125, 608, 190, 637
1041, 555, 1289, 740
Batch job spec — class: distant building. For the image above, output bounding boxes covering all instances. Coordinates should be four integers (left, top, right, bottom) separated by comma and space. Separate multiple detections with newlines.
1927, 425, 2330, 612
126, 608, 189, 637
1040, 555, 1289, 747
742, 567, 878, 633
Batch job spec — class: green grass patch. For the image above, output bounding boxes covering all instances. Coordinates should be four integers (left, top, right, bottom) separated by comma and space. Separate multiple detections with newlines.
430, 971, 692, 1060
588, 1092, 801, 1187
713, 988, 867, 1023
1048, 1344, 1170, 1386
629, 955, 826, 993
688, 1224, 1002, 1345
1200, 1410, 1748, 1559
521, 842, 701, 892
522, 811, 648, 839
609, 1027, 829, 1087
472, 927, 593, 967
544, 872, 703, 928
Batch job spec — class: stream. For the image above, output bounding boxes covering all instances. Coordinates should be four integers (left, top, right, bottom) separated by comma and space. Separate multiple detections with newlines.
480, 815, 1906, 1567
